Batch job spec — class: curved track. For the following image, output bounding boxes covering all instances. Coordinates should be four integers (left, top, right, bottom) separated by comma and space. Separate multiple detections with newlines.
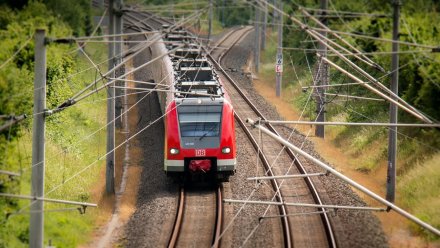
208, 28, 337, 248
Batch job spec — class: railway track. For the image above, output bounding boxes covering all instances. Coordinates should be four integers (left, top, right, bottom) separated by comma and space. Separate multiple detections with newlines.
168, 186, 223, 248
124, 8, 172, 31
126, 10, 337, 248
208, 28, 337, 247
209, 26, 253, 60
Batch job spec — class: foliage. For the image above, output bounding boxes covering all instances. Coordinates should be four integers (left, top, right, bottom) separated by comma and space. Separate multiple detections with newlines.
0, 1, 107, 247
280, 0, 440, 240
399, 153, 440, 240
43, 0, 93, 36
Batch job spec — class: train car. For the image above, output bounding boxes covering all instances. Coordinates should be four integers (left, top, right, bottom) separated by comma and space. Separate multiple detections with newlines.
151, 30, 236, 181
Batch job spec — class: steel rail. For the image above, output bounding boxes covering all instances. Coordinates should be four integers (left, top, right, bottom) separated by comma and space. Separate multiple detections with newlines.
209, 26, 248, 59
206, 29, 337, 247
234, 112, 293, 248
212, 186, 223, 248
168, 187, 185, 248
217, 27, 254, 64
209, 28, 293, 248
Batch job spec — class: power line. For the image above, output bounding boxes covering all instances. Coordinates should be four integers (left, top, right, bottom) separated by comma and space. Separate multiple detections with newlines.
0, 114, 28, 133
308, 26, 438, 50
301, 6, 389, 17
0, 33, 34, 70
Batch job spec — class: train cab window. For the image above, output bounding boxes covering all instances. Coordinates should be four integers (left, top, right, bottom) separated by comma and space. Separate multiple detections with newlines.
178, 105, 222, 138
180, 121, 220, 137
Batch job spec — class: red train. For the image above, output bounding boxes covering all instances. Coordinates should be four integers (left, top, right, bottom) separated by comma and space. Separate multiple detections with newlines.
152, 30, 236, 181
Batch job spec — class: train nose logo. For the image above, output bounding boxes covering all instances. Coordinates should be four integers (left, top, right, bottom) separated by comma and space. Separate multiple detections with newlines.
195, 149, 206, 157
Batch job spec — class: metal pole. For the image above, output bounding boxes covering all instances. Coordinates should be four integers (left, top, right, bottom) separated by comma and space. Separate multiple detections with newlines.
106, 0, 115, 194
246, 118, 440, 236
387, 0, 400, 203
222, 0, 226, 26
275, 1, 282, 97
208, 0, 213, 42
254, 3, 260, 73
315, 0, 327, 138
272, 0, 277, 28
261, 0, 267, 50
30, 28, 46, 248
217, 0, 220, 24
114, 0, 123, 129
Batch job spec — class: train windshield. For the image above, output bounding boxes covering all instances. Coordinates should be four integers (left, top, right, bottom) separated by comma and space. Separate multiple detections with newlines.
178, 105, 222, 137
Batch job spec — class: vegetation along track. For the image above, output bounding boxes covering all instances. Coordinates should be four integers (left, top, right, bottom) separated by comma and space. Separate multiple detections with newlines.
208, 28, 337, 247
168, 186, 224, 248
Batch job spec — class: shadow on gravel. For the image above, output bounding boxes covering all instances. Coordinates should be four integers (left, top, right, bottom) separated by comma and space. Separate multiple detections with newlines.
123, 39, 179, 247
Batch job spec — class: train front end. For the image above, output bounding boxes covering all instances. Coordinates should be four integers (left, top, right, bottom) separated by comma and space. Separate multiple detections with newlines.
164, 98, 236, 181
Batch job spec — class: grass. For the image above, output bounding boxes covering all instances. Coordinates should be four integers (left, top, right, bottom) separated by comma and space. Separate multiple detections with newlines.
0, 42, 109, 247
398, 153, 440, 240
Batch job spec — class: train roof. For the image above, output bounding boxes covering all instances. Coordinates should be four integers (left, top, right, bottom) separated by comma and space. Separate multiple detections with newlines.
161, 28, 225, 100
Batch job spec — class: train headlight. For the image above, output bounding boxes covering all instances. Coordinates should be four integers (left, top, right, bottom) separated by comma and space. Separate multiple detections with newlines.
170, 148, 179, 155
222, 147, 231, 154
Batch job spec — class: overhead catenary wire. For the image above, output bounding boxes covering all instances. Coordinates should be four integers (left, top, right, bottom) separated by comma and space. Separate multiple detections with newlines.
55, 8, 206, 111
214, 43, 327, 246
0, 114, 28, 132
332, 101, 440, 153
401, 16, 440, 90
262, 120, 440, 128
240, 102, 330, 247
68, 30, 159, 41
301, 6, 389, 17
0, 193, 97, 208
23, 17, 211, 174
301, 20, 434, 123
41, 85, 185, 208
15, 32, 213, 199
308, 26, 439, 50
0, 170, 21, 177
0, 33, 34, 70
324, 93, 385, 101
110, 85, 222, 98
321, 56, 434, 123
246, 118, 440, 237
66, 8, 108, 55
282, 46, 433, 55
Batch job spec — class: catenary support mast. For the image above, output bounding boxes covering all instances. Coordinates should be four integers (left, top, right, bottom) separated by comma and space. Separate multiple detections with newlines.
30, 29, 46, 248
387, 0, 401, 203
